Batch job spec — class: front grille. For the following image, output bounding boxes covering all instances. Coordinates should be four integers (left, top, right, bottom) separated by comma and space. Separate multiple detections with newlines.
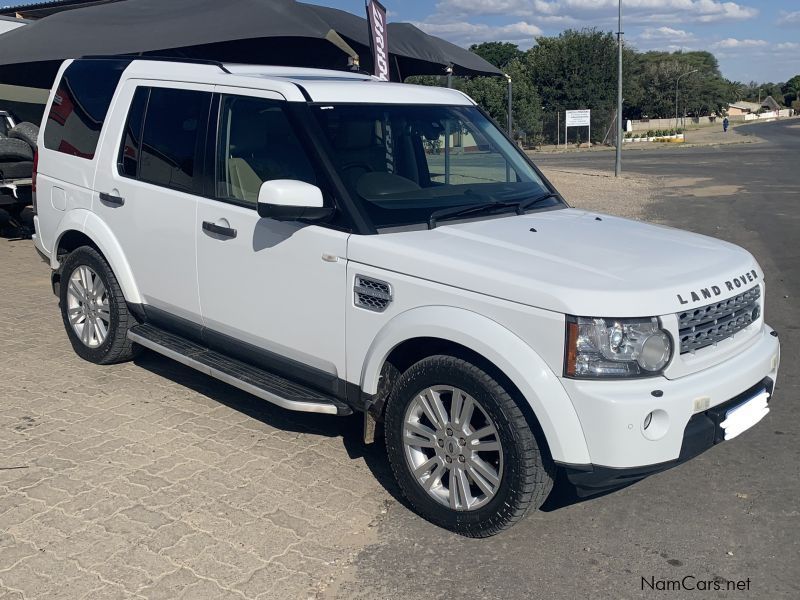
354, 275, 392, 312
678, 286, 761, 354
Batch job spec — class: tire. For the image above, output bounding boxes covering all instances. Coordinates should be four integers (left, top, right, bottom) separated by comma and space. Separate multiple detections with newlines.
385, 355, 554, 537
0, 138, 33, 161
8, 122, 39, 151
59, 246, 139, 364
0, 160, 33, 180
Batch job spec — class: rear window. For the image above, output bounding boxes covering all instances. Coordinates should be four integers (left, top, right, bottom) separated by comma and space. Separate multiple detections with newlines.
43, 59, 128, 159
134, 87, 211, 193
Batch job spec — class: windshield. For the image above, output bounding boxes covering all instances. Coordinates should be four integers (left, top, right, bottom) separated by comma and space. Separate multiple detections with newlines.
311, 104, 560, 229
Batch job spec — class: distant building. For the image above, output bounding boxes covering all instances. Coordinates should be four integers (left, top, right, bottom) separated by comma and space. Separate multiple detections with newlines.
727, 96, 782, 116
0, 0, 120, 20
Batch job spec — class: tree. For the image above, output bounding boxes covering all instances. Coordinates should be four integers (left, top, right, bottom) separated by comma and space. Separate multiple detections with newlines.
782, 75, 800, 107
457, 59, 542, 140
469, 42, 523, 69
524, 29, 621, 112
629, 50, 735, 117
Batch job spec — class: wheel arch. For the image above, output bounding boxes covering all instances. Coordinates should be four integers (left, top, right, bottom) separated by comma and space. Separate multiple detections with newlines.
360, 306, 590, 465
52, 209, 142, 304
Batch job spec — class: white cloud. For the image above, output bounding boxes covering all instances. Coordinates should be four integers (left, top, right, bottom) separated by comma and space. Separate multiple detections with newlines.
414, 20, 543, 46
712, 38, 767, 49
434, 0, 758, 23
640, 26, 695, 41
776, 42, 800, 50
777, 10, 800, 26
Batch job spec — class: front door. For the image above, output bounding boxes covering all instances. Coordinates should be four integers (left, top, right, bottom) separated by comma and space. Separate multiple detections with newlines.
195, 88, 349, 393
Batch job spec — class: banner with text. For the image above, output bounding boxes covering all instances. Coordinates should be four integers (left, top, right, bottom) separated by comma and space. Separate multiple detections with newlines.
367, 0, 389, 81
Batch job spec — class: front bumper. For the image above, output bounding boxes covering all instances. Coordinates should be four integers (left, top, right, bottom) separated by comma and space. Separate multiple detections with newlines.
558, 324, 780, 481
565, 376, 775, 496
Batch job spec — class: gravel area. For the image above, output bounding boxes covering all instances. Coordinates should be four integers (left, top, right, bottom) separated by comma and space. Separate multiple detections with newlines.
540, 167, 657, 220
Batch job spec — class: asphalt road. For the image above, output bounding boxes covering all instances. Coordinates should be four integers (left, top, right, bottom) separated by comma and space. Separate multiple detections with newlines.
329, 119, 799, 600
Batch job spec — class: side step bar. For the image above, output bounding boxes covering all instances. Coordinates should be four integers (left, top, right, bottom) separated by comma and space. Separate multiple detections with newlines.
128, 323, 351, 416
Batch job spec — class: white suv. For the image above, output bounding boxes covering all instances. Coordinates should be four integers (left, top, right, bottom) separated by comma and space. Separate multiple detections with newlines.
33, 57, 780, 537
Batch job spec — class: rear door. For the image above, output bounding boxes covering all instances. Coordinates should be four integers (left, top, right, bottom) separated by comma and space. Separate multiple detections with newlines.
195, 86, 349, 394
93, 81, 213, 325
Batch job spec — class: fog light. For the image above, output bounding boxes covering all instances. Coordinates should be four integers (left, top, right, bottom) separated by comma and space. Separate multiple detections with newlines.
642, 409, 669, 441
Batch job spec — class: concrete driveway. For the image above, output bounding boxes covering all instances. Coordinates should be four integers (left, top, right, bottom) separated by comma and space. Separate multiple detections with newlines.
1, 119, 797, 599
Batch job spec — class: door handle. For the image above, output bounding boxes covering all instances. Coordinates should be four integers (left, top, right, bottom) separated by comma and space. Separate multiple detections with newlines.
202, 220, 237, 239
99, 192, 124, 206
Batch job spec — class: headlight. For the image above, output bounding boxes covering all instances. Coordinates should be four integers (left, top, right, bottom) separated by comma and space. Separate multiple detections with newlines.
565, 316, 672, 379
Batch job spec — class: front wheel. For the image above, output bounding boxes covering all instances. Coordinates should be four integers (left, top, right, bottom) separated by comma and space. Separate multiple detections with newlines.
385, 355, 553, 537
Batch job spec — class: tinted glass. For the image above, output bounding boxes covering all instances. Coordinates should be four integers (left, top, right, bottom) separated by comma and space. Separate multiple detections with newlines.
43, 59, 128, 159
139, 87, 211, 193
216, 95, 317, 204
312, 104, 554, 229
117, 87, 149, 178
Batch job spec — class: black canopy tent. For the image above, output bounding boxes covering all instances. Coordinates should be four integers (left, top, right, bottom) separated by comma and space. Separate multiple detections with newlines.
0, 0, 501, 81
0, 0, 358, 88
301, 4, 502, 79
0, 0, 508, 126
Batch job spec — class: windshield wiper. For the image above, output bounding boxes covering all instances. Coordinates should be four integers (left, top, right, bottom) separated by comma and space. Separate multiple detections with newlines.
513, 192, 560, 214
428, 201, 510, 229
427, 192, 561, 229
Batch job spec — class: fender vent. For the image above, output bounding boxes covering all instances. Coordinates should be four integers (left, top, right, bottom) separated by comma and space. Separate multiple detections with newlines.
355, 275, 392, 312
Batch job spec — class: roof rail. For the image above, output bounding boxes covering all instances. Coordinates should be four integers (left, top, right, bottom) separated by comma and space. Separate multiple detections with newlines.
80, 55, 231, 74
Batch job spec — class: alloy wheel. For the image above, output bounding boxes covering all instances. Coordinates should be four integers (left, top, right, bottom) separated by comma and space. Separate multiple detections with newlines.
66, 265, 111, 348
402, 385, 503, 511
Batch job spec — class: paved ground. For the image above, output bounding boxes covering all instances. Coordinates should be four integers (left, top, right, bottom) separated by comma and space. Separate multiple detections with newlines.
0, 242, 389, 599
330, 119, 800, 599
1, 118, 797, 599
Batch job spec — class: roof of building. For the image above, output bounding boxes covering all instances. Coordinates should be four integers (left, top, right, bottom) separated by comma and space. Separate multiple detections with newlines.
729, 101, 762, 111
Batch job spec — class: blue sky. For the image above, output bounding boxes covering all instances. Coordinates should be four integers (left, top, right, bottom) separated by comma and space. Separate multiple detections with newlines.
320, 1, 799, 83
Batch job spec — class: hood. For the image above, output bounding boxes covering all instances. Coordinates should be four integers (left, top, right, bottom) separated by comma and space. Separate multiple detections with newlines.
347, 208, 763, 317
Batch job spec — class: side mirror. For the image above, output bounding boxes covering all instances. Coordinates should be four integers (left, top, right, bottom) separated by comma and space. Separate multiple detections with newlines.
256, 180, 334, 221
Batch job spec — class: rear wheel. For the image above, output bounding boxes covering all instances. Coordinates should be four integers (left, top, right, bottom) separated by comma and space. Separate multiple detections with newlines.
385, 355, 553, 537
59, 246, 139, 364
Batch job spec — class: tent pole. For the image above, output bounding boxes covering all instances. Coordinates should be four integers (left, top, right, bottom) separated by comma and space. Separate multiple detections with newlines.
445, 65, 453, 88
394, 55, 402, 82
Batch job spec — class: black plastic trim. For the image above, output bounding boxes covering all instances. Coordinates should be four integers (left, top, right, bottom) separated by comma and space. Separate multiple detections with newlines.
141, 305, 349, 403
561, 377, 775, 497
82, 54, 232, 74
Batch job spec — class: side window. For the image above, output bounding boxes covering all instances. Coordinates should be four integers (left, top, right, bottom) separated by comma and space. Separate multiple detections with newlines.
138, 87, 211, 193
117, 87, 149, 178
216, 94, 317, 204
43, 59, 128, 159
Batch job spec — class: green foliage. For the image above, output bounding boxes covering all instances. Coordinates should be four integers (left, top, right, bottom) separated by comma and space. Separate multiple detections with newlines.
409, 29, 787, 145
469, 42, 524, 69
782, 75, 800, 107
524, 29, 636, 113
